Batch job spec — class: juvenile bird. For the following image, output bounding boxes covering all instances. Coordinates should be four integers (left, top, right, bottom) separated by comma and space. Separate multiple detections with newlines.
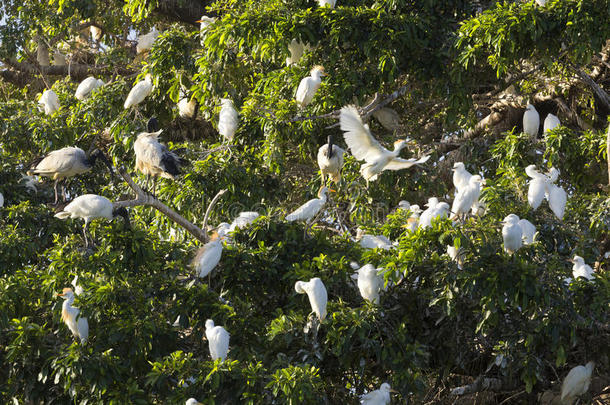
569, 256, 595, 281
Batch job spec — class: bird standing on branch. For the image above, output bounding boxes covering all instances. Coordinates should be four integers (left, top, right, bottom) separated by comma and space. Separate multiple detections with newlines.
205, 319, 229, 361
124, 74, 153, 110
58, 287, 89, 344
191, 232, 222, 279
295, 277, 328, 322
523, 104, 540, 139
218, 98, 238, 141
502, 214, 522, 254
286, 186, 333, 222
75, 76, 104, 100
561, 362, 594, 404
136, 27, 159, 54
38, 89, 60, 115
296, 66, 326, 108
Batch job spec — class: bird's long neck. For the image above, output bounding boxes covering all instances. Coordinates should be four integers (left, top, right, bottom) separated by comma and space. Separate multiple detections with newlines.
392, 142, 404, 156
326, 135, 333, 159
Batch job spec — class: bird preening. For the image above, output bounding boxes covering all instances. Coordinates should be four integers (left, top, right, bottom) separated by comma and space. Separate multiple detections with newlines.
58, 287, 88, 344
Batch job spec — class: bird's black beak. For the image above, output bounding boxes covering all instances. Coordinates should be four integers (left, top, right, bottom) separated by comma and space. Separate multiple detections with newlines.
113, 207, 131, 229
147, 117, 160, 132
92, 149, 116, 178
326, 135, 333, 159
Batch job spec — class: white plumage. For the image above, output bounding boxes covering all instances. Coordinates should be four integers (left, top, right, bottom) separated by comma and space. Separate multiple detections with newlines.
451, 175, 482, 219
39, 89, 60, 115
357, 264, 383, 303
502, 214, 522, 254
286, 186, 331, 222
525, 165, 567, 219
543, 113, 560, 133
404, 204, 422, 232
535, 0, 547, 6
218, 98, 238, 141
197, 16, 216, 45
356, 228, 394, 250
136, 27, 159, 54
178, 97, 197, 118
134, 129, 183, 180
185, 399, 203, 405
447, 245, 464, 269
317, 0, 336, 7
560, 362, 594, 404
361, 383, 393, 405
526, 165, 548, 210
230, 211, 259, 232
295, 277, 328, 321
523, 104, 540, 139
452, 162, 473, 193
192, 235, 223, 278
124, 74, 153, 109
317, 136, 345, 184
58, 287, 88, 344
286, 39, 309, 66
205, 319, 230, 361
548, 183, 567, 220
340, 105, 430, 182
296, 66, 326, 108
90, 25, 103, 42
75, 76, 104, 100
419, 198, 449, 229
518, 218, 536, 245
570, 256, 595, 281
0, 193, 3, 208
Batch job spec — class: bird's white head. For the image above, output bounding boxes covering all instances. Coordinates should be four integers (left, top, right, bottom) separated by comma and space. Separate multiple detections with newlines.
410, 204, 422, 214
452, 162, 465, 171
425, 197, 439, 207
186, 398, 203, 405
398, 200, 410, 210
503, 214, 520, 224
294, 281, 306, 294
58, 287, 75, 300
220, 98, 233, 106
144, 73, 153, 82
470, 175, 482, 184
318, 186, 335, 198
310, 65, 326, 77
526, 103, 535, 111
197, 16, 216, 26
393, 139, 407, 151
569, 255, 585, 265
205, 319, 215, 330
380, 383, 393, 393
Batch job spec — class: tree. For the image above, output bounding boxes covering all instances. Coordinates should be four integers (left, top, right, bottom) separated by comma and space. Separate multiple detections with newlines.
0, 0, 608, 403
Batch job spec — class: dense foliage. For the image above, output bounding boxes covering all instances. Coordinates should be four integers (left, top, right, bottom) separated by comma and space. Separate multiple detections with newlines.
0, 0, 608, 403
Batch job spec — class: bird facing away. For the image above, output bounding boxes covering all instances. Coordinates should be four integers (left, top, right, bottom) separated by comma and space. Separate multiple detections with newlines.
39, 89, 60, 115
124, 74, 153, 109
286, 186, 333, 222
133, 128, 185, 193
452, 162, 473, 193
543, 113, 560, 133
357, 264, 383, 304
296, 66, 326, 108
356, 228, 394, 250
570, 256, 595, 281
560, 362, 594, 404
547, 182, 567, 220
295, 277, 328, 322
518, 218, 536, 245
191, 233, 222, 278
185, 399, 203, 405
205, 319, 230, 361
75, 76, 104, 100
317, 135, 345, 184
286, 39, 309, 66
317, 0, 336, 7
340, 105, 430, 182
360, 382, 394, 405
523, 104, 540, 139
54, 194, 130, 247
28, 147, 114, 204
525, 165, 548, 210
451, 175, 482, 219
58, 287, 89, 344
218, 98, 238, 141
502, 214, 522, 254
136, 27, 159, 54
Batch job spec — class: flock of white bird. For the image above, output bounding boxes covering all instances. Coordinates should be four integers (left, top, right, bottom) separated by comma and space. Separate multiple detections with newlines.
10, 3, 595, 403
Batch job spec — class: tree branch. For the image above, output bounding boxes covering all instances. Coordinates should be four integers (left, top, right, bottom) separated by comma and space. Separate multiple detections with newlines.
202, 189, 227, 233
1, 59, 134, 82
571, 65, 610, 110
450, 376, 504, 396
153, 0, 212, 26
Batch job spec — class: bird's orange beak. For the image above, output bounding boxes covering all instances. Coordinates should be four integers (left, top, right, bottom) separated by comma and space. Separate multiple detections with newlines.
195, 20, 204, 23
57, 292, 65, 297
329, 188, 336, 192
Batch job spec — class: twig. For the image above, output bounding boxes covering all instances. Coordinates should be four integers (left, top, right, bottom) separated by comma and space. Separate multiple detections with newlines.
202, 189, 227, 233
450, 376, 504, 396
498, 390, 526, 405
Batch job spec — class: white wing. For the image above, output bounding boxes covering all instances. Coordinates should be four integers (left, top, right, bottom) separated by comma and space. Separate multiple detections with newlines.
134, 134, 165, 168
193, 241, 222, 278
548, 184, 567, 220
527, 178, 546, 210
308, 279, 328, 321
340, 105, 386, 163
77, 316, 89, 343
124, 79, 153, 108
208, 326, 230, 360
384, 154, 430, 171
286, 198, 324, 221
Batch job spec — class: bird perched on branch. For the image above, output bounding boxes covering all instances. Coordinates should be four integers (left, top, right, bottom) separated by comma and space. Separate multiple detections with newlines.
38, 89, 60, 115
419, 198, 449, 229
452, 162, 473, 193
75, 76, 104, 100
191, 232, 222, 279
355, 228, 394, 250
286, 186, 333, 222
317, 135, 345, 184
218, 98, 238, 141
522, 104, 540, 139
518, 218, 536, 245
502, 214, 522, 254
340, 105, 429, 183
286, 39, 309, 66
178, 96, 197, 118
525, 165, 567, 219
543, 113, 560, 133
136, 27, 159, 54
569, 256, 595, 281
561, 362, 594, 404
356, 264, 383, 304
317, 0, 336, 7
296, 66, 326, 108
451, 175, 482, 220
58, 287, 88, 344
360, 383, 395, 405
27, 147, 114, 204
124, 74, 153, 109
295, 277, 328, 322
205, 319, 229, 361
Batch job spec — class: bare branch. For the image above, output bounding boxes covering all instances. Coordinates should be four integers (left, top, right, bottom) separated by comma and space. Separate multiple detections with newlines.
571, 66, 610, 110
202, 189, 227, 232
450, 376, 504, 396
1, 59, 134, 82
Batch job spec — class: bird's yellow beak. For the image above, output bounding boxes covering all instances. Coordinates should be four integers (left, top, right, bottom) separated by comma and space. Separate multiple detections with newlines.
567, 259, 575, 263
329, 188, 336, 192
195, 20, 204, 23
57, 292, 65, 297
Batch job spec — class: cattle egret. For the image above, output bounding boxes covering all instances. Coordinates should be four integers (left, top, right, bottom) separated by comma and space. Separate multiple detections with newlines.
357, 264, 383, 303
136, 27, 159, 54
286, 39, 309, 65
186, 399, 203, 405
191, 233, 223, 278
124, 74, 153, 109
286, 186, 333, 222
404, 204, 422, 232
525, 165, 548, 210
205, 319, 230, 361
451, 175, 482, 219
397, 200, 410, 210
75, 76, 104, 100
295, 277, 328, 322
28, 147, 114, 204
447, 245, 464, 269
452, 162, 473, 193
525, 165, 567, 218
0, 193, 3, 207
218, 98, 238, 141
53, 50, 66, 66
502, 214, 522, 254
548, 183, 567, 220
561, 362, 594, 404
54, 194, 130, 247
340, 105, 430, 183
518, 218, 536, 244
419, 198, 449, 229
523, 104, 540, 139
39, 89, 60, 115
296, 66, 326, 108
134, 128, 185, 193
356, 228, 394, 250
569, 256, 595, 281
178, 97, 197, 118
90, 25, 103, 42
361, 383, 395, 405
229, 211, 259, 232
58, 287, 89, 344
317, 0, 336, 7
543, 113, 560, 133
317, 135, 345, 184
197, 16, 216, 45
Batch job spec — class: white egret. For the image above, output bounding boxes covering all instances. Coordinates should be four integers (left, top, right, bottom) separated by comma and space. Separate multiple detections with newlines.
525, 165, 567, 219
317, 135, 345, 184
39, 89, 60, 115
404, 204, 422, 232
28, 147, 113, 204
355, 228, 394, 250
525, 165, 548, 210
296, 66, 326, 108
54, 194, 130, 247
340, 105, 430, 182
317, 0, 336, 7
502, 214, 522, 254
543, 113, 560, 133
397, 200, 410, 210
419, 198, 449, 229
58, 287, 89, 344
295, 277, 328, 322
547, 183, 567, 220
185, 399, 203, 405
196, 16, 216, 45
136, 27, 159, 54
218, 98, 238, 141
205, 319, 230, 361
447, 245, 464, 269
75, 76, 104, 100
134, 127, 185, 193
569, 256, 595, 281
286, 186, 333, 222
561, 362, 594, 404
451, 175, 482, 219
518, 218, 536, 245
523, 104, 540, 139
90, 25, 103, 42
178, 97, 197, 118
124, 74, 153, 109
191, 233, 223, 278
361, 383, 395, 405
286, 39, 309, 66
357, 264, 383, 303
452, 162, 473, 193
229, 211, 259, 232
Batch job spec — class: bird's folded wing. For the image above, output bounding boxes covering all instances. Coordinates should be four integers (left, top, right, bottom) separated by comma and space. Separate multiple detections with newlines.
340, 106, 385, 163
384, 154, 430, 171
